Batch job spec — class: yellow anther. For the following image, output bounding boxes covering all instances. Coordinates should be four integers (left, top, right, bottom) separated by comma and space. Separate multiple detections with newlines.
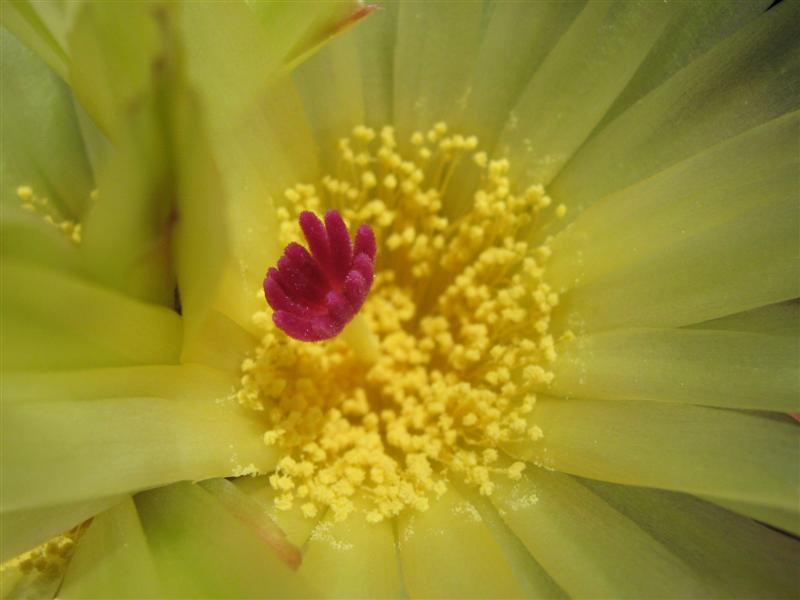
16, 185, 33, 200
238, 122, 562, 522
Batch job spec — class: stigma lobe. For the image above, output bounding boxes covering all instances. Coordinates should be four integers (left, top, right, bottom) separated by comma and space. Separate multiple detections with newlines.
264, 210, 376, 341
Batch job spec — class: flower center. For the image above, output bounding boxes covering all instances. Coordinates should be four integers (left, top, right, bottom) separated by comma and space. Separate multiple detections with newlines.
237, 122, 568, 523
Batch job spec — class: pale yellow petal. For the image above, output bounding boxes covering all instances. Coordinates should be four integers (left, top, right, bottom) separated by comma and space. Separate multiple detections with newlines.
59, 498, 162, 599
498, 1, 671, 185
492, 467, 713, 598
302, 498, 400, 598
398, 486, 528, 599
2, 496, 122, 562
583, 478, 800, 598
506, 398, 800, 511
393, 2, 483, 141
547, 110, 799, 293
2, 368, 275, 511
550, 0, 800, 226
550, 328, 799, 411
135, 482, 315, 598
1, 260, 181, 370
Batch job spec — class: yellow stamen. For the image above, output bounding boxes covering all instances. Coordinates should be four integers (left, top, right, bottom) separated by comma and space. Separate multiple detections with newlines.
237, 123, 568, 522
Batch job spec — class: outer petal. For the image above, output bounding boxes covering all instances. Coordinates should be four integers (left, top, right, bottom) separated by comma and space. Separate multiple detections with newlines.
583, 479, 800, 598
59, 498, 162, 599
550, 0, 800, 227
549, 328, 799, 412
397, 486, 530, 599
1, 365, 275, 511
1, 261, 181, 370
301, 496, 400, 598
506, 398, 800, 511
492, 468, 722, 597
1, 28, 93, 219
135, 482, 316, 598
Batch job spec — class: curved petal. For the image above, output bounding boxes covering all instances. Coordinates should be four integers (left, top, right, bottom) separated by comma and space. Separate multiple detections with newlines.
453, 482, 567, 599
458, 1, 585, 155
549, 328, 799, 412
498, 1, 671, 185
600, 1, 770, 127
59, 498, 162, 599
686, 300, 799, 337
547, 110, 799, 293
1, 261, 181, 371
397, 486, 530, 599
2, 365, 276, 511
135, 482, 316, 598
701, 495, 800, 537
506, 397, 800, 511
583, 479, 800, 598
552, 191, 799, 333
1, 28, 93, 219
550, 0, 800, 228
1, 495, 122, 562
491, 467, 715, 598
301, 497, 400, 598
393, 2, 483, 141
233, 476, 322, 549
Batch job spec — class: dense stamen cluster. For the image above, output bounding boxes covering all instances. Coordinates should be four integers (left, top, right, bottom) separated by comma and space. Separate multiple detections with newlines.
237, 123, 567, 522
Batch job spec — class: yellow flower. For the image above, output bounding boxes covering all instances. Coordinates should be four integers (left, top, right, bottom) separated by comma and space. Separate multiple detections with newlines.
2, 1, 799, 599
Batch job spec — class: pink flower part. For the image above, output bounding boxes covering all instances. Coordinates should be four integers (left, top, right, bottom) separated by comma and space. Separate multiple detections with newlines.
264, 210, 376, 341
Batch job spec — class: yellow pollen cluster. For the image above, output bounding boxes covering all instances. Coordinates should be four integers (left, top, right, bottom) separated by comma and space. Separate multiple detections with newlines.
15, 185, 86, 244
237, 123, 567, 522
0, 523, 87, 579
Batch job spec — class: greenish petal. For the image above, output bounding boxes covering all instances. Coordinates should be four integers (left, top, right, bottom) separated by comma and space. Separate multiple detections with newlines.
1, 260, 181, 371
458, 1, 585, 155
301, 497, 400, 598
135, 482, 316, 598
701, 495, 800, 537
453, 481, 567, 599
397, 486, 529, 599
244, 1, 367, 74
687, 300, 800, 337
169, 85, 228, 347
233, 476, 322, 549
583, 479, 800, 598
2, 496, 122, 562
550, 328, 799, 412
492, 468, 716, 598
72, 3, 178, 305
3, 364, 238, 404
180, 310, 256, 373
198, 479, 301, 571
1, 204, 82, 274
547, 110, 799, 294
506, 398, 800, 511
499, 1, 671, 185
600, 0, 770, 127
179, 4, 321, 332
551, 0, 800, 226
1, 27, 93, 219
553, 190, 799, 333
2, 366, 276, 511
393, 2, 483, 141
0, 1, 69, 80
59, 498, 162, 599
354, 1, 397, 127
295, 31, 365, 171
